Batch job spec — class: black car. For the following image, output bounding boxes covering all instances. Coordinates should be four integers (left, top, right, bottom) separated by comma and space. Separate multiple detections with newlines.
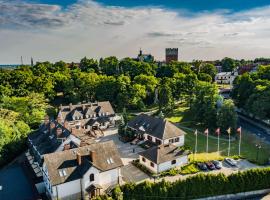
197, 162, 208, 171
205, 161, 215, 170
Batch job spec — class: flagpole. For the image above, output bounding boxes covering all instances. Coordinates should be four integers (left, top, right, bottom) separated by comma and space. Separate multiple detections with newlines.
218, 133, 220, 153
206, 132, 209, 153
238, 129, 241, 156
194, 130, 198, 161
228, 132, 231, 156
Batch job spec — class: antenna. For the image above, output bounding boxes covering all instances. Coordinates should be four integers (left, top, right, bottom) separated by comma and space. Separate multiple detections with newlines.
20, 56, 24, 65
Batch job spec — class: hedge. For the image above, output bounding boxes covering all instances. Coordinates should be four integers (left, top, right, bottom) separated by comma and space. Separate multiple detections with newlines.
117, 167, 270, 199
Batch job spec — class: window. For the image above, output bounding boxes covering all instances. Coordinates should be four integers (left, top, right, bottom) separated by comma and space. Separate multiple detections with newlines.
147, 135, 152, 141
90, 173, 94, 181
58, 169, 67, 177
174, 137, 180, 143
169, 139, 174, 143
171, 160, 176, 165
150, 162, 155, 168
107, 157, 114, 164
142, 157, 146, 162
156, 139, 161, 145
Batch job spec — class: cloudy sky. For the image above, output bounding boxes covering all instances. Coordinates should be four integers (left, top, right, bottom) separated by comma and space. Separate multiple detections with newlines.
1, 0, 270, 64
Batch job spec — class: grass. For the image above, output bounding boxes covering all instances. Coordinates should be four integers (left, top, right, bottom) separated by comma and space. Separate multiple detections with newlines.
166, 105, 270, 165
188, 152, 224, 163
184, 128, 270, 165
181, 163, 199, 175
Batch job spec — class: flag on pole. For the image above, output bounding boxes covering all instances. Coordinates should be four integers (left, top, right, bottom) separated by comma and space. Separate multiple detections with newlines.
204, 128, 209, 136
237, 127, 242, 134
227, 127, 231, 134
215, 128, 220, 135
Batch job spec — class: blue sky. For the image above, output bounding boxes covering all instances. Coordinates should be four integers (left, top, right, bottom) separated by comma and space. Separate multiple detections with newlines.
1, 0, 270, 63
36, 0, 270, 12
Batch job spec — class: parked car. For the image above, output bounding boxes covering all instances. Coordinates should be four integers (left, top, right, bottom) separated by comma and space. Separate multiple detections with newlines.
197, 162, 208, 171
205, 161, 215, 170
212, 160, 222, 169
130, 138, 140, 145
224, 158, 237, 167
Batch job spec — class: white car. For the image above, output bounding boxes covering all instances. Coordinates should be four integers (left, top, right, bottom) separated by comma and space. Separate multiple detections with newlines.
224, 158, 237, 167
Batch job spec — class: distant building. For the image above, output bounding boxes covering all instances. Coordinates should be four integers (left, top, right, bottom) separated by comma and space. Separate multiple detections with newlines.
138, 144, 188, 173
43, 140, 123, 199
215, 70, 238, 85
127, 114, 186, 147
165, 48, 178, 64
238, 64, 257, 75
136, 49, 154, 62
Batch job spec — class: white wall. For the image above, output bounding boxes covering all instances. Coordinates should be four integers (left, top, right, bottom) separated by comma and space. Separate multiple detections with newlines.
163, 135, 185, 147
157, 155, 188, 173
139, 155, 158, 173
144, 134, 185, 147
52, 179, 81, 199
139, 155, 188, 173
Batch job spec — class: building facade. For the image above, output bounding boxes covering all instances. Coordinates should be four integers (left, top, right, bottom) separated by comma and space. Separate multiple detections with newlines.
165, 48, 178, 64
43, 141, 123, 200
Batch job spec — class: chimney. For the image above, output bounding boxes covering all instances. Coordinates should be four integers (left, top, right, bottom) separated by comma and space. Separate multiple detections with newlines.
50, 122, 55, 134
56, 128, 62, 137
69, 103, 73, 111
90, 151, 96, 163
77, 152, 82, 165
64, 121, 69, 129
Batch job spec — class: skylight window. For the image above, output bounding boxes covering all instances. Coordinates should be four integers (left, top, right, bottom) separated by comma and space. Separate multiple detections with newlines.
59, 169, 67, 177
106, 157, 114, 164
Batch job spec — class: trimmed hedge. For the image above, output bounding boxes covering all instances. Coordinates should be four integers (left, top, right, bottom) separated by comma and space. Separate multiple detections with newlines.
119, 167, 270, 199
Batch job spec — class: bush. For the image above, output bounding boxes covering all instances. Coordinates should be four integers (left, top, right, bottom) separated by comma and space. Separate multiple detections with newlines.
118, 167, 270, 199
160, 167, 181, 177
180, 163, 199, 175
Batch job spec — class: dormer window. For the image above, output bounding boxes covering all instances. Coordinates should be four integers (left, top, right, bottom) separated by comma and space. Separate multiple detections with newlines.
106, 157, 114, 164
59, 169, 67, 177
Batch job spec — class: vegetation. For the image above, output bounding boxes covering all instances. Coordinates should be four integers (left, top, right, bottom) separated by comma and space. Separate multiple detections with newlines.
116, 167, 270, 199
180, 163, 199, 175
232, 65, 270, 120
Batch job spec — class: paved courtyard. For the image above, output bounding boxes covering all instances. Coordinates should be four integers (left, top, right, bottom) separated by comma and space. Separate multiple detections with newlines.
97, 128, 145, 165
121, 164, 150, 183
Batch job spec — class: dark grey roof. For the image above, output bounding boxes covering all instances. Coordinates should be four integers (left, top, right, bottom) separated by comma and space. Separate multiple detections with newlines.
43, 140, 123, 186
28, 121, 73, 165
59, 101, 115, 122
138, 144, 188, 164
127, 114, 186, 140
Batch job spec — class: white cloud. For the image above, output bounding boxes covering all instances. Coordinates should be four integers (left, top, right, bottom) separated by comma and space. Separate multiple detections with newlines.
0, 0, 270, 63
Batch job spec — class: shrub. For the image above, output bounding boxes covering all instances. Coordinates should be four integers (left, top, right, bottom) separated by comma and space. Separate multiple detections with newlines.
118, 167, 270, 199
180, 163, 199, 175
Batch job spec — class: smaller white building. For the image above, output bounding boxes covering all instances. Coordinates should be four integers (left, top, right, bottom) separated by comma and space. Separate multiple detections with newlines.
127, 114, 186, 147
138, 144, 188, 173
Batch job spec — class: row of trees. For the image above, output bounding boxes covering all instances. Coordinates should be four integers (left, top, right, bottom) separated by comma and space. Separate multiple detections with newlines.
232, 65, 270, 119
0, 93, 48, 166
114, 167, 270, 199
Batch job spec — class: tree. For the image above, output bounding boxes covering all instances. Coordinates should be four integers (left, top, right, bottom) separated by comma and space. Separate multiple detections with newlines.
198, 73, 212, 82
80, 57, 99, 72
158, 79, 174, 112
221, 57, 237, 72
200, 63, 217, 81
129, 84, 147, 109
191, 81, 219, 128
100, 56, 119, 76
217, 99, 237, 134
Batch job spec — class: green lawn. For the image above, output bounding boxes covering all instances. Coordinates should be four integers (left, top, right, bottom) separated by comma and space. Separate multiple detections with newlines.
166, 105, 270, 165
183, 127, 270, 165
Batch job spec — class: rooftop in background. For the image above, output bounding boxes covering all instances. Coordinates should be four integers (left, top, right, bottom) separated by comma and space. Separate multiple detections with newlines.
127, 114, 186, 140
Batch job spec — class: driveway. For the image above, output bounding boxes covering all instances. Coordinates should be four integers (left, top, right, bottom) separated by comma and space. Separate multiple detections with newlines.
121, 164, 150, 183
96, 129, 145, 165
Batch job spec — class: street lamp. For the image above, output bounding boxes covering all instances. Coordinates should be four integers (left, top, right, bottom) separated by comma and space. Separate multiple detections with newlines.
256, 144, 261, 162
